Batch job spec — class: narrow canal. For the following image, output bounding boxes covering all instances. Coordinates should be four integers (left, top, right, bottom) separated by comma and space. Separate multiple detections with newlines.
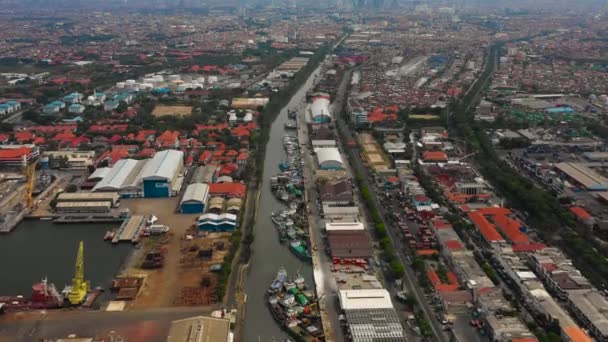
0, 220, 131, 302
243, 67, 320, 341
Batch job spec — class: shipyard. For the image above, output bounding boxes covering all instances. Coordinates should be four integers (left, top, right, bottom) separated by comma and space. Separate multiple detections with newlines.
5, 1, 608, 342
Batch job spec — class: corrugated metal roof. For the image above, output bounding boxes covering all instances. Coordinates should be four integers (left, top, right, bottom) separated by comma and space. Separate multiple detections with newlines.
93, 159, 144, 191
181, 182, 209, 204
339, 289, 394, 310
316, 148, 343, 166
88, 167, 111, 180
310, 97, 331, 118
139, 149, 183, 182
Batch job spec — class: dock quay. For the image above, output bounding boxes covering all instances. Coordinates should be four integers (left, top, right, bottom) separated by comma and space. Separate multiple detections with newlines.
112, 215, 145, 244
0, 209, 28, 233
52, 214, 126, 224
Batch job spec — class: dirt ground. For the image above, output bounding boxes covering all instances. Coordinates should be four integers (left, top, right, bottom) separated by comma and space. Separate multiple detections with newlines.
118, 197, 229, 309
151, 105, 192, 117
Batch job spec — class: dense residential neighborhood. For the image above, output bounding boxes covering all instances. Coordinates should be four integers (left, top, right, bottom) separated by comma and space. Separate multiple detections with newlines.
1, 1, 608, 342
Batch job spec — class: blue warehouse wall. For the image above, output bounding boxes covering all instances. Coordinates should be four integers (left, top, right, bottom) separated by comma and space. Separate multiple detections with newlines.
143, 179, 170, 198
181, 202, 204, 214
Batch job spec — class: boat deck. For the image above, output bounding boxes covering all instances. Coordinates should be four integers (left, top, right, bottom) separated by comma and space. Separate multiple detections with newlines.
112, 215, 145, 243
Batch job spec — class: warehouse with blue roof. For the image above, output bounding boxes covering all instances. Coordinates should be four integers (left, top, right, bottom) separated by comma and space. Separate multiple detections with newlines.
197, 213, 237, 232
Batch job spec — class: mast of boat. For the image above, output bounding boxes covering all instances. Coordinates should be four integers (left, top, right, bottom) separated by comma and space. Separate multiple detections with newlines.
43, 276, 48, 295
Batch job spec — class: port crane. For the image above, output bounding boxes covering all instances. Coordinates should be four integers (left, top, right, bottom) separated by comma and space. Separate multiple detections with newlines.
68, 241, 90, 305
22, 155, 38, 209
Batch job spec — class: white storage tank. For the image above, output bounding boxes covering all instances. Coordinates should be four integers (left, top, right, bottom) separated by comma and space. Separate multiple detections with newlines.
153, 75, 164, 82
168, 74, 180, 81
207, 76, 218, 84
143, 78, 155, 84
141, 83, 154, 90
116, 82, 125, 89
192, 83, 203, 89
125, 79, 136, 85
196, 77, 205, 84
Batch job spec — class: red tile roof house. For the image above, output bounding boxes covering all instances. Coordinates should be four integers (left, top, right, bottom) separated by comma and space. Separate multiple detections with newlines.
237, 151, 248, 165
0, 134, 9, 144
156, 130, 180, 148
14, 131, 36, 143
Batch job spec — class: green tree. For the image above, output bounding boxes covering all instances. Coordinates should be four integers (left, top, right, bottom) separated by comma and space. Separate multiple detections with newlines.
65, 184, 78, 193
390, 261, 405, 279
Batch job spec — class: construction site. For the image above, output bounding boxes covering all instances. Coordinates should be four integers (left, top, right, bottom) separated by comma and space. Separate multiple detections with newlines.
111, 197, 232, 310
0, 160, 53, 233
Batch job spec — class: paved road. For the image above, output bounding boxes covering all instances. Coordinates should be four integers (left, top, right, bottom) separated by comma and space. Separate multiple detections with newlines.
0, 306, 217, 342
335, 111, 449, 342
298, 107, 344, 342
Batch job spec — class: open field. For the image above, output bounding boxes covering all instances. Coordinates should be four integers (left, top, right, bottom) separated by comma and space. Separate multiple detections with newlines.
151, 105, 192, 117
118, 197, 229, 309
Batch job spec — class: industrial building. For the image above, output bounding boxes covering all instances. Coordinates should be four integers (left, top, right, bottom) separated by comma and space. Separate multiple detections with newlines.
310, 96, 331, 123
529, 248, 608, 341
56, 192, 119, 207
208, 182, 247, 198
44, 150, 95, 170
139, 149, 184, 197
55, 201, 111, 213
316, 148, 344, 170
166, 316, 231, 342
338, 289, 405, 341
92, 159, 147, 195
311, 140, 337, 150
326, 222, 372, 259
180, 183, 209, 214
321, 205, 360, 221
190, 165, 218, 184
225, 197, 242, 214
347, 98, 368, 126
87, 167, 111, 182
0, 144, 39, 168
207, 197, 225, 213
318, 179, 352, 206
554, 162, 608, 191
197, 213, 237, 232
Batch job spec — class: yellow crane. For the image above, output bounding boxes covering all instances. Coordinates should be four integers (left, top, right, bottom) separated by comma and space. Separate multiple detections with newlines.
22, 157, 37, 209
68, 241, 90, 305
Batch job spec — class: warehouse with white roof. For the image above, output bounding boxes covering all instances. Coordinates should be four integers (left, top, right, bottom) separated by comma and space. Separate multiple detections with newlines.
310, 96, 331, 123
140, 149, 184, 197
180, 183, 210, 214
88, 167, 112, 182
316, 147, 344, 170
92, 159, 148, 195
338, 289, 405, 341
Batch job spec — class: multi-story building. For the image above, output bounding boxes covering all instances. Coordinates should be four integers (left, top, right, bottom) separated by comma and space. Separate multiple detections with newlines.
348, 98, 368, 126
0, 144, 39, 168
529, 248, 608, 341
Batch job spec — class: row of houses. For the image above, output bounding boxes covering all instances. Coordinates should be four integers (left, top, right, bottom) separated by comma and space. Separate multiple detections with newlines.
410, 129, 596, 341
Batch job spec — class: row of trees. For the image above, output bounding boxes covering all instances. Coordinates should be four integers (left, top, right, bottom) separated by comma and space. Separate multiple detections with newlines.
356, 172, 405, 279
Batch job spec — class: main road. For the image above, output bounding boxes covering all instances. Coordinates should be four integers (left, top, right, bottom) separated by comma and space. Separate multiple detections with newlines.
333, 71, 449, 342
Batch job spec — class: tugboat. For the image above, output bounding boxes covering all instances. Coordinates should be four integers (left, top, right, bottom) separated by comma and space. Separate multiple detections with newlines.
0, 278, 65, 311
269, 267, 288, 294
284, 119, 297, 130
288, 109, 297, 120
103, 230, 115, 241
290, 240, 312, 262
266, 269, 324, 341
